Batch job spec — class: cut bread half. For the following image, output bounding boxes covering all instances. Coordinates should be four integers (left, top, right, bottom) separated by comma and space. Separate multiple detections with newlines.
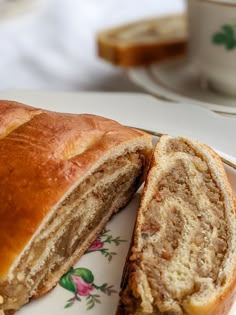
0, 101, 153, 313
118, 135, 236, 315
97, 14, 187, 67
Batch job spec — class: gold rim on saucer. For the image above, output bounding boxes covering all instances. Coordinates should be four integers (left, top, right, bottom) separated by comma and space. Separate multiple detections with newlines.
128, 125, 236, 170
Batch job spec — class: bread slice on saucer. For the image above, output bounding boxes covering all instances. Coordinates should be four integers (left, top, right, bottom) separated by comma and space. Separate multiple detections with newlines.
97, 14, 187, 67
0, 100, 152, 314
118, 135, 236, 315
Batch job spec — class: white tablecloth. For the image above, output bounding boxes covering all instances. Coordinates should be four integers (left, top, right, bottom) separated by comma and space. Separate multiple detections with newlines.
0, 0, 185, 91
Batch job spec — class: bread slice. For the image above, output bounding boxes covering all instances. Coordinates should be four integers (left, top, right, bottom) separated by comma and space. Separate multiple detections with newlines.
0, 100, 152, 313
97, 14, 187, 67
118, 135, 236, 315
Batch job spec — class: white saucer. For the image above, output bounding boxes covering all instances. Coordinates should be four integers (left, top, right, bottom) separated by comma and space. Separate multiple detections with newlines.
128, 57, 236, 115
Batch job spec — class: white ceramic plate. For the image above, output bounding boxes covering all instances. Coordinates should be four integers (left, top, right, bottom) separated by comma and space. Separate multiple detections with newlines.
128, 57, 236, 115
0, 90, 236, 315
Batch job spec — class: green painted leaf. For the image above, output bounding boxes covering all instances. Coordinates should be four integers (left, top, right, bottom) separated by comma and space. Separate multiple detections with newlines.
86, 303, 94, 310
212, 32, 226, 44
212, 24, 236, 50
65, 302, 73, 308
94, 298, 101, 303
226, 39, 235, 50
73, 267, 94, 284
59, 268, 77, 293
222, 24, 234, 37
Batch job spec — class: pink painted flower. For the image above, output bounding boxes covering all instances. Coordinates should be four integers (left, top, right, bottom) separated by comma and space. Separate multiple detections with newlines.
71, 275, 94, 296
89, 238, 104, 251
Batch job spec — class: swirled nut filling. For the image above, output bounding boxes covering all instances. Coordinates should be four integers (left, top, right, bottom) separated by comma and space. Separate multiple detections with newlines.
120, 138, 235, 315
0, 151, 146, 312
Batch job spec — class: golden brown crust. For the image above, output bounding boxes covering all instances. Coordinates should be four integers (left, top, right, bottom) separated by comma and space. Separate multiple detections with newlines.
0, 100, 42, 139
97, 14, 187, 67
97, 39, 186, 67
0, 100, 151, 280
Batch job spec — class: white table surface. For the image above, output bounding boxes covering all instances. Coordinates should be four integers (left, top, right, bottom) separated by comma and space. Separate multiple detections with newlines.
0, 0, 185, 91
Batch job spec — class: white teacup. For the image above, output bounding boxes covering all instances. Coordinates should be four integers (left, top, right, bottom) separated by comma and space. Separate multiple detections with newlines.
187, 0, 236, 96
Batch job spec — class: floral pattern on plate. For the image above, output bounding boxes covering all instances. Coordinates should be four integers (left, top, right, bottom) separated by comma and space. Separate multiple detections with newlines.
85, 228, 127, 262
59, 228, 127, 310
60, 267, 116, 310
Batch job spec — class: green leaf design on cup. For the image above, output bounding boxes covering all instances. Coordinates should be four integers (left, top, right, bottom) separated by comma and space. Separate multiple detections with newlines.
212, 24, 236, 50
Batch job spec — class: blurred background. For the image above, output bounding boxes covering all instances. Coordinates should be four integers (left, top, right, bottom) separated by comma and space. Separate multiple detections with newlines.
0, 0, 185, 91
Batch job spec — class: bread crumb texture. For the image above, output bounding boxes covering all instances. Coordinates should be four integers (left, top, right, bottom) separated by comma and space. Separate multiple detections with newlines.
120, 136, 236, 315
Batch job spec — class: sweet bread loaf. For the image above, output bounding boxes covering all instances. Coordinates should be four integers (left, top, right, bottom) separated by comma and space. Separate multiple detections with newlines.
118, 135, 236, 314
0, 100, 152, 313
97, 14, 187, 67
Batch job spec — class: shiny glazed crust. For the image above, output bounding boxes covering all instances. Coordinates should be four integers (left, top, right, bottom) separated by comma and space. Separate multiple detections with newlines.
118, 135, 236, 315
0, 100, 152, 281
